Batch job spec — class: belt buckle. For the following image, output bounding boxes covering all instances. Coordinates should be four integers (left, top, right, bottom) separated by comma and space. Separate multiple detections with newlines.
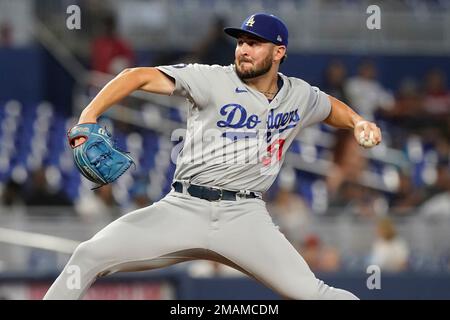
212, 187, 223, 201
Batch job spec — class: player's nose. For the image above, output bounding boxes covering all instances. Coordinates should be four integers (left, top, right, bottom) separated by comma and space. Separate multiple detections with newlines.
238, 51, 252, 63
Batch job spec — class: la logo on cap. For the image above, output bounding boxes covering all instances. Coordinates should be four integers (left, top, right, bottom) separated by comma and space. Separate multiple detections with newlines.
277, 35, 282, 42
245, 15, 255, 27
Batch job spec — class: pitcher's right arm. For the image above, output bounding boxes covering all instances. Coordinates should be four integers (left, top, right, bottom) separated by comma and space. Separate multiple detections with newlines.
79, 67, 175, 124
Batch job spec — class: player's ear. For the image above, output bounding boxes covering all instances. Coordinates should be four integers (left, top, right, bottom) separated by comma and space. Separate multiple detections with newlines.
273, 45, 286, 63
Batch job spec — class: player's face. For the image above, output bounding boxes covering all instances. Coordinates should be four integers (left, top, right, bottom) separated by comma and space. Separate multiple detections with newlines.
235, 35, 275, 79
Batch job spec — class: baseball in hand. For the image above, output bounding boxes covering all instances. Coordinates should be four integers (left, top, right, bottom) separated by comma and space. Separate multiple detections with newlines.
359, 130, 376, 148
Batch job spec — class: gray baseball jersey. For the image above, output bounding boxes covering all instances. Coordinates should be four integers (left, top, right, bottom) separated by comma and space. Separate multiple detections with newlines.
156, 63, 331, 193
44, 64, 358, 300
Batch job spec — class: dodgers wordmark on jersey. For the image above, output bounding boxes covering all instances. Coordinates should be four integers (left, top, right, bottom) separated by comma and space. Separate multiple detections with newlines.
156, 63, 331, 193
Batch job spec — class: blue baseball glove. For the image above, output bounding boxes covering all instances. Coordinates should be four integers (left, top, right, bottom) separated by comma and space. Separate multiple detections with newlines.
67, 123, 134, 188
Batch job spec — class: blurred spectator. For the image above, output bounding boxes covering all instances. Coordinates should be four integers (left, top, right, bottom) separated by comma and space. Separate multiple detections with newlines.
268, 168, 311, 246
326, 132, 367, 198
269, 187, 310, 246
329, 182, 387, 218
1, 179, 25, 207
24, 167, 73, 209
0, 23, 12, 47
419, 160, 450, 218
320, 246, 342, 272
182, 16, 235, 65
300, 234, 322, 271
382, 77, 423, 133
345, 60, 395, 121
434, 135, 450, 164
323, 60, 349, 103
324, 67, 357, 196
422, 69, 450, 116
300, 234, 341, 272
75, 184, 120, 222
369, 217, 410, 272
323, 60, 368, 198
420, 189, 450, 219
0, 178, 26, 216
91, 14, 134, 75
390, 170, 425, 216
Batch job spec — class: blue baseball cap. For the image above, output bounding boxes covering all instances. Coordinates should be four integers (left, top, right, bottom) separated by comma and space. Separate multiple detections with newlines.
224, 13, 288, 47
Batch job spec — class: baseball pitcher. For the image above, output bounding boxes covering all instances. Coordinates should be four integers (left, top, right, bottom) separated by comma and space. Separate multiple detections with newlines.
44, 13, 381, 300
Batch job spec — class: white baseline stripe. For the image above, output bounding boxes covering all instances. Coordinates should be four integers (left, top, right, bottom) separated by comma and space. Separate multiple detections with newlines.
0, 227, 80, 254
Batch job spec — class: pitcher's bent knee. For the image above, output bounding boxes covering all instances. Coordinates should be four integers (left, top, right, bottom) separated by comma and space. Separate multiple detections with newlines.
69, 240, 113, 271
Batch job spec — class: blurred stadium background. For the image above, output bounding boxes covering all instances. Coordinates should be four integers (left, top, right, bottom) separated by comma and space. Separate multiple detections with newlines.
0, 0, 449, 300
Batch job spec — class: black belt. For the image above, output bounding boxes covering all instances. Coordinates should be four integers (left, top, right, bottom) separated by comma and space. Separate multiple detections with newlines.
172, 181, 260, 201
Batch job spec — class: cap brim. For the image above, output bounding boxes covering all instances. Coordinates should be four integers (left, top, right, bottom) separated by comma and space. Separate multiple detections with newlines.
223, 27, 272, 43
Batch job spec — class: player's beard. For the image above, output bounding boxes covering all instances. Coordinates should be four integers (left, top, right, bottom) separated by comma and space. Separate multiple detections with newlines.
235, 54, 273, 80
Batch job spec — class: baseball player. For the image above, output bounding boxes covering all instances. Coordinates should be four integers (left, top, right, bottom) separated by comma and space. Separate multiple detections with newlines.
44, 13, 381, 300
